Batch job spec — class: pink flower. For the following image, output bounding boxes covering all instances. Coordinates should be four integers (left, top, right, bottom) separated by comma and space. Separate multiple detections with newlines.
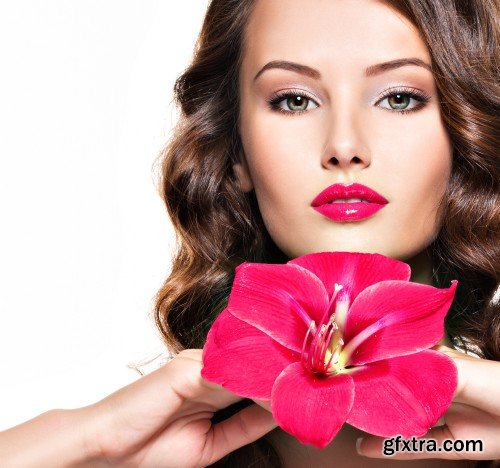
201, 252, 458, 449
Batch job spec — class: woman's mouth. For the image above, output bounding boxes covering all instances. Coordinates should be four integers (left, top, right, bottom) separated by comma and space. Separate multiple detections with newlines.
311, 183, 388, 222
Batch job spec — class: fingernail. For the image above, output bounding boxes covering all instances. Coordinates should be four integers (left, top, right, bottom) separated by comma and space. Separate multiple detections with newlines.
356, 437, 364, 456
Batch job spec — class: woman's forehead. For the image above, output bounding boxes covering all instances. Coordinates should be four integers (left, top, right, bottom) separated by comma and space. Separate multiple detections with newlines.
241, 0, 431, 80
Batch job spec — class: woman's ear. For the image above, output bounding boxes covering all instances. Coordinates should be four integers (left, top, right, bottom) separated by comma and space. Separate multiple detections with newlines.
232, 157, 254, 193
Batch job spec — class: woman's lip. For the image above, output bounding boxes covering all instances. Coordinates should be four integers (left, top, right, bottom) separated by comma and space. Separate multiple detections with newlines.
312, 202, 386, 222
311, 182, 388, 206
311, 182, 388, 222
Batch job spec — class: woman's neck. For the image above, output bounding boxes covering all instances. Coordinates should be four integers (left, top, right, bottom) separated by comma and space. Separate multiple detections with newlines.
407, 247, 434, 285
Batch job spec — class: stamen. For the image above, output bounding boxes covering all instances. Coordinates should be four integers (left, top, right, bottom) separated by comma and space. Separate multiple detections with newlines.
324, 323, 338, 353
317, 283, 343, 329
326, 283, 343, 316
325, 328, 344, 372
325, 349, 336, 372
311, 325, 325, 369
301, 320, 316, 371
301, 311, 345, 376
288, 295, 314, 328
317, 325, 330, 372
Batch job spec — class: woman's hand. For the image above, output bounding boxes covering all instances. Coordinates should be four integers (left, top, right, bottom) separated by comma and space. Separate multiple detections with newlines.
356, 346, 500, 461
79, 348, 277, 467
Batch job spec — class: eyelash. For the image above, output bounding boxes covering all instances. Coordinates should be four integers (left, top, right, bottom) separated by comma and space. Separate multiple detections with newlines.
267, 86, 431, 117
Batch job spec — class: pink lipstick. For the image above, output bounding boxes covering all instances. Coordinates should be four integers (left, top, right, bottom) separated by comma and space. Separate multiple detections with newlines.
311, 182, 388, 222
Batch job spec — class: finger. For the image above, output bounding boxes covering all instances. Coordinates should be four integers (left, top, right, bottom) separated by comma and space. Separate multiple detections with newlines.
252, 398, 271, 413
176, 349, 244, 406
432, 345, 500, 416
168, 357, 244, 413
431, 345, 479, 363
207, 403, 278, 464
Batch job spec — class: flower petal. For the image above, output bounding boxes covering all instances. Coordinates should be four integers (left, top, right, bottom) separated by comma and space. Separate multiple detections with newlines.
342, 280, 457, 365
228, 262, 329, 352
346, 350, 457, 437
201, 309, 299, 399
271, 362, 354, 448
288, 251, 411, 307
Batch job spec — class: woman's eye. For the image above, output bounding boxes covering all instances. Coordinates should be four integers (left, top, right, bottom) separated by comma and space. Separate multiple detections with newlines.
377, 89, 430, 114
268, 88, 430, 116
268, 92, 318, 116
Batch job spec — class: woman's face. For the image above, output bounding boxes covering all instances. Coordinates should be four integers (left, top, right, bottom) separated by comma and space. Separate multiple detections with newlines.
235, 0, 452, 262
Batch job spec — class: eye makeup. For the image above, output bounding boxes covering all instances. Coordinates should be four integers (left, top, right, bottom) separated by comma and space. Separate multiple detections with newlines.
267, 86, 431, 117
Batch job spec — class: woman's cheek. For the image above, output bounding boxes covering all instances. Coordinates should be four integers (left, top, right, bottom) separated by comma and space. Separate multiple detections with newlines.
393, 151, 451, 255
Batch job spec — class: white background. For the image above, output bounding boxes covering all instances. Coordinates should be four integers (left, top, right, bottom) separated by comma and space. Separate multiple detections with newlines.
0, 1, 209, 430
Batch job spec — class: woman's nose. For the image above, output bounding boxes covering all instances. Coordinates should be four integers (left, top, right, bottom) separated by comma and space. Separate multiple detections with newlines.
321, 110, 372, 171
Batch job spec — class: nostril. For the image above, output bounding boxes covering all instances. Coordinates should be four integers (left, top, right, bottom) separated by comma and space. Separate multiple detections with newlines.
328, 156, 363, 166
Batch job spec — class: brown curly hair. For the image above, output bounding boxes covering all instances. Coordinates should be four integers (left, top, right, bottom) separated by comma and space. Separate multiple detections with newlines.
152, 0, 499, 466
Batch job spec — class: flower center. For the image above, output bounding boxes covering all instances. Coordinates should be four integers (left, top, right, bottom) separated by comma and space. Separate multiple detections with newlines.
301, 316, 344, 376
301, 283, 346, 376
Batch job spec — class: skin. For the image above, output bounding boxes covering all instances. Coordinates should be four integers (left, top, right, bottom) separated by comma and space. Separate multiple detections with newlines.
235, 0, 451, 279
0, 350, 278, 467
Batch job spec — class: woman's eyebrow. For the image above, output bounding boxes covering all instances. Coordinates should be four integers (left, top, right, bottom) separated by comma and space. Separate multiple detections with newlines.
253, 58, 432, 82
